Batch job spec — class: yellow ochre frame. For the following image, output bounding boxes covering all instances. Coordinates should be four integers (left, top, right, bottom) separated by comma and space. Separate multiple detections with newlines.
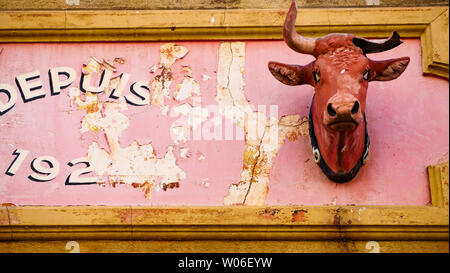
0, 6, 448, 252
0, 6, 448, 77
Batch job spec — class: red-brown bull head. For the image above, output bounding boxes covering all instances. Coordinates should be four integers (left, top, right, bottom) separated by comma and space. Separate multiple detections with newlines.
268, 0, 410, 183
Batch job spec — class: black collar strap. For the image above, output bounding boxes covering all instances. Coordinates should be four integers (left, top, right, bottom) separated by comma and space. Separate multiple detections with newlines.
308, 101, 370, 183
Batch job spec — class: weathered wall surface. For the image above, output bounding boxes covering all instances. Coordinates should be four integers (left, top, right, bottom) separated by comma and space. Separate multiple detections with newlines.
0, 0, 448, 255
0, 0, 448, 10
0, 39, 448, 206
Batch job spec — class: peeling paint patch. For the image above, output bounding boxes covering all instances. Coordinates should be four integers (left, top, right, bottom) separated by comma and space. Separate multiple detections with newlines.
81, 98, 185, 198
202, 74, 212, 81
151, 68, 172, 116
81, 97, 128, 138
174, 76, 201, 101
292, 209, 308, 222
171, 126, 190, 145
198, 153, 205, 161
200, 178, 210, 188
67, 57, 187, 199
170, 102, 209, 144
179, 147, 190, 158
68, 88, 100, 114
149, 64, 159, 74
217, 42, 309, 206
162, 182, 180, 191
114, 57, 125, 64
181, 66, 193, 74
160, 43, 189, 69
82, 57, 102, 74
171, 103, 209, 130
259, 208, 280, 219
88, 139, 186, 199
150, 43, 189, 115
102, 59, 117, 72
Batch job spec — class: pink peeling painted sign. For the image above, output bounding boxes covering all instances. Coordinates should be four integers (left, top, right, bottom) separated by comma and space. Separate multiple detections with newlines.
0, 40, 448, 206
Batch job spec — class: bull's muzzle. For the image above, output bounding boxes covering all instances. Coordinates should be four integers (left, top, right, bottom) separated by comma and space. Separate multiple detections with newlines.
325, 100, 361, 131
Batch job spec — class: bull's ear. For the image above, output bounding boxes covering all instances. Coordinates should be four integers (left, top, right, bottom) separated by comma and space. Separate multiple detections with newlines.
268, 61, 314, 86
369, 57, 410, 81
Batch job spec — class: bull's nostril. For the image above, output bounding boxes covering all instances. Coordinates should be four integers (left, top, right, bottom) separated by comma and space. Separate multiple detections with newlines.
327, 104, 337, 116
351, 101, 360, 114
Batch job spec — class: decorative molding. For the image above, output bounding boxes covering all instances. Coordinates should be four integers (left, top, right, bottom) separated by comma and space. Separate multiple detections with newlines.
421, 9, 449, 78
1, 0, 449, 10
0, 206, 448, 242
0, 7, 448, 78
0, 162, 447, 246
428, 162, 449, 208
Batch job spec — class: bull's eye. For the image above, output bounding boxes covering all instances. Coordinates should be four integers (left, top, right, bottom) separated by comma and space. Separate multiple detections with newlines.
312, 71, 320, 83
363, 70, 370, 81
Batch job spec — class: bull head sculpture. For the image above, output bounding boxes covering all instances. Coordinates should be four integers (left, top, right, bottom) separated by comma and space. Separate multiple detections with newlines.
269, 0, 410, 183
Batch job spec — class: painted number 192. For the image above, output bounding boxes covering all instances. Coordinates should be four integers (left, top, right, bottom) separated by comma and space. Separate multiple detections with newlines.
5, 149, 97, 185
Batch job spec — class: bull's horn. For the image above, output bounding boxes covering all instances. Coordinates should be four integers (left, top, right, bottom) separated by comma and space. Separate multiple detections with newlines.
283, 0, 316, 55
353, 31, 403, 54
